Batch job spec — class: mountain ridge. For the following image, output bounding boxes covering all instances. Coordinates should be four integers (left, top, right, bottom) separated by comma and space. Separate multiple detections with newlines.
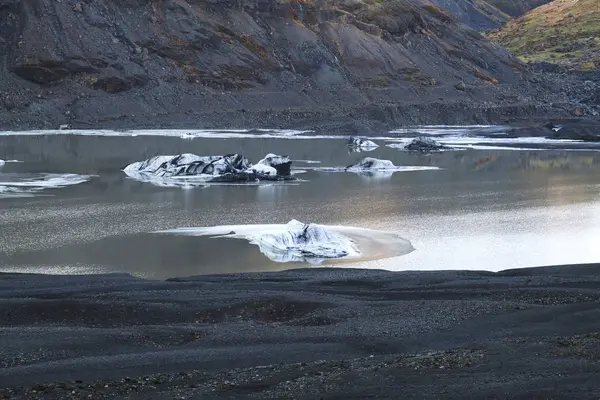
489, 0, 600, 71
0, 0, 591, 130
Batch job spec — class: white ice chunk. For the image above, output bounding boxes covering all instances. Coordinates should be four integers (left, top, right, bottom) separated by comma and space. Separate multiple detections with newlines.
156, 220, 414, 265
346, 157, 396, 171
248, 163, 278, 176
348, 137, 379, 149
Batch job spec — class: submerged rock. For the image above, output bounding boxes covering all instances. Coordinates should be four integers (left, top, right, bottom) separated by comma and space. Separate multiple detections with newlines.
404, 137, 448, 152
123, 153, 295, 184
347, 137, 379, 150
250, 219, 359, 264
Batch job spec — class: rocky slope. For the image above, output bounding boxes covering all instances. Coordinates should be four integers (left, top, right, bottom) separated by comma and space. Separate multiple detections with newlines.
489, 0, 600, 70
486, 0, 552, 18
427, 0, 509, 31
0, 0, 590, 131
422, 0, 552, 31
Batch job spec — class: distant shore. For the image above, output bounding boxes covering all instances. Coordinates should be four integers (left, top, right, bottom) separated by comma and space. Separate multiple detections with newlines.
2, 264, 600, 398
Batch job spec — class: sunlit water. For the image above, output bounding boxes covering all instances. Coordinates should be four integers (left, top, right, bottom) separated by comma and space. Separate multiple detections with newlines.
1, 129, 600, 279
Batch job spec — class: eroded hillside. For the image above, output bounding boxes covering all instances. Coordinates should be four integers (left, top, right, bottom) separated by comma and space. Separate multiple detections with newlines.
490, 0, 600, 70
0, 0, 582, 129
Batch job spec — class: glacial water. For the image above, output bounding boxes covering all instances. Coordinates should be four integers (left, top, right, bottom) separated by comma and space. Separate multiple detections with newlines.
1, 127, 600, 279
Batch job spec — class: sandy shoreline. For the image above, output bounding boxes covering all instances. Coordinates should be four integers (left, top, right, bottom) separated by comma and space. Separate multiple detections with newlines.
2, 264, 600, 398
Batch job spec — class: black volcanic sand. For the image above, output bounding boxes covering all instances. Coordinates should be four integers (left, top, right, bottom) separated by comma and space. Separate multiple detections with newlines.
2, 265, 600, 399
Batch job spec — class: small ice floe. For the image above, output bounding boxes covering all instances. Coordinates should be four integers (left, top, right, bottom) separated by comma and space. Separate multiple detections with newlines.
347, 137, 379, 151
0, 173, 92, 199
309, 157, 440, 178
123, 152, 295, 187
0, 160, 4, 168
291, 159, 321, 164
156, 219, 414, 264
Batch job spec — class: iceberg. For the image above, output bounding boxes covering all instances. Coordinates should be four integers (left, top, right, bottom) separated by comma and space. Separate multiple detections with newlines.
249, 220, 360, 264
123, 152, 296, 186
347, 137, 379, 150
346, 157, 396, 171
156, 220, 414, 264
403, 137, 449, 152
308, 157, 441, 178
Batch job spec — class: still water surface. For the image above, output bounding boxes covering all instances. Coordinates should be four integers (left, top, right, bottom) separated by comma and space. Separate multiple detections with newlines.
1, 132, 599, 279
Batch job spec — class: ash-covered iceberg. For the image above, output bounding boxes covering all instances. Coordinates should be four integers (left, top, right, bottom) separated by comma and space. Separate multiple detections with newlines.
123, 152, 295, 186
403, 137, 449, 152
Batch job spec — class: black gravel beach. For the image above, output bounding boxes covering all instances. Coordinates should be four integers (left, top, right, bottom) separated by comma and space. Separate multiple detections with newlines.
2, 264, 600, 399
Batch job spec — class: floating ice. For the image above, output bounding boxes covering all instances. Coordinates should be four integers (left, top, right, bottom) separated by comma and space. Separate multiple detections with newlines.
123, 152, 295, 187
348, 137, 379, 149
307, 157, 441, 178
403, 137, 449, 152
346, 157, 395, 170
156, 220, 414, 264
0, 173, 92, 199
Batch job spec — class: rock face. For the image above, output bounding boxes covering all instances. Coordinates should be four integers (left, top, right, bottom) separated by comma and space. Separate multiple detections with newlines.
123, 152, 294, 184
251, 219, 359, 264
0, 0, 570, 130
404, 136, 448, 152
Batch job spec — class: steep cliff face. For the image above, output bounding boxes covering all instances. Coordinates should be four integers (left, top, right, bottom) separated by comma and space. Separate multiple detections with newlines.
0, 0, 574, 129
